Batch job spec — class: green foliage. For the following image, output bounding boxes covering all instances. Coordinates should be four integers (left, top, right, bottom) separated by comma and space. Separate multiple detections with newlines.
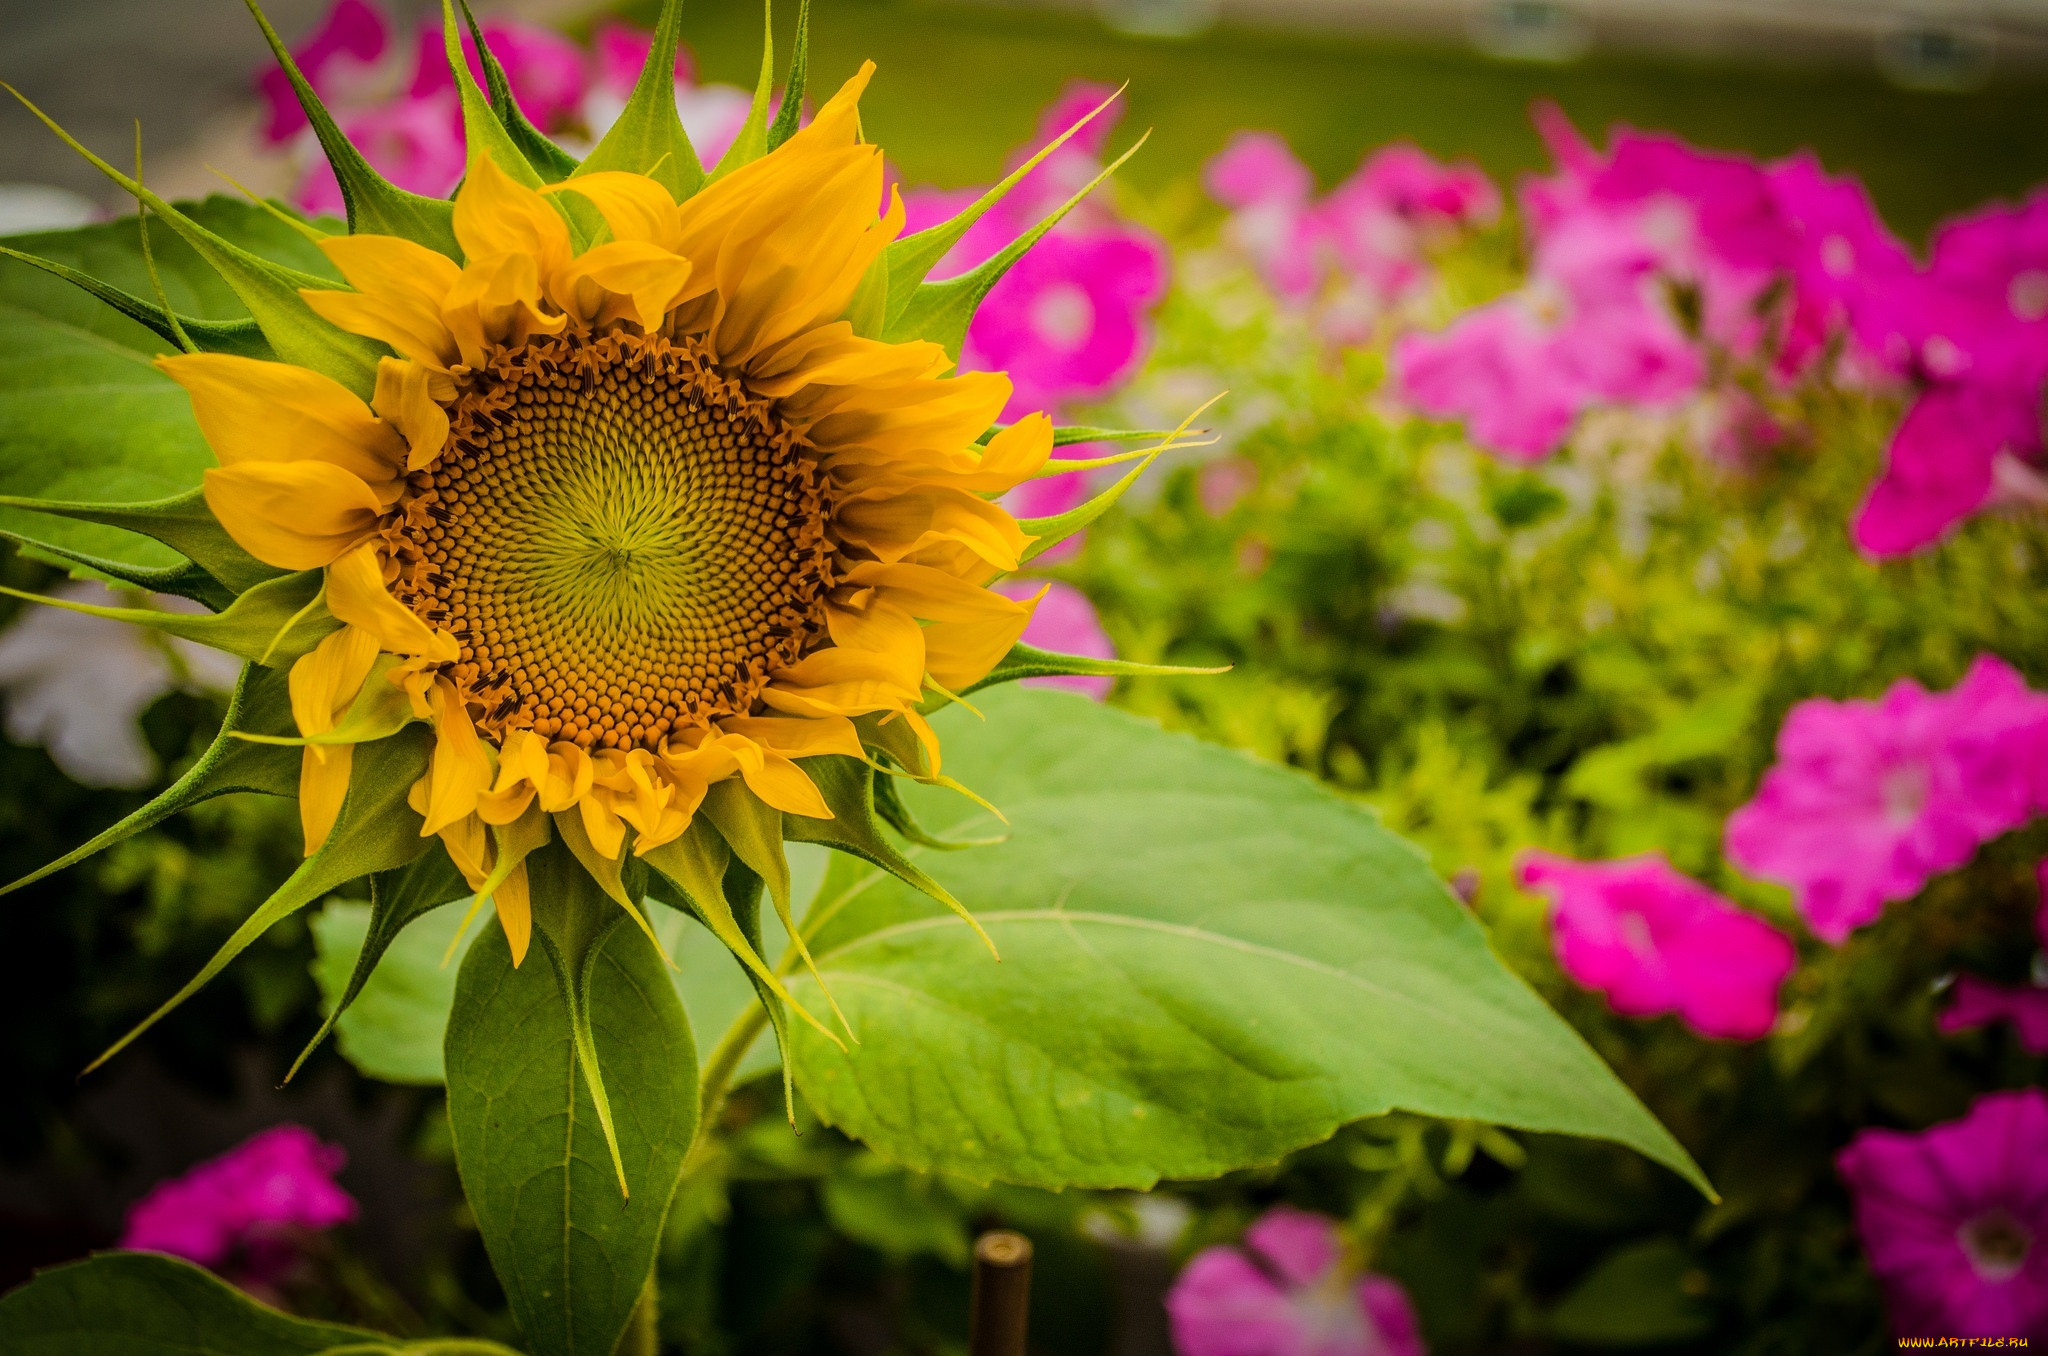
0, 199, 333, 577
785, 688, 1700, 1192
445, 851, 698, 1356
308, 888, 474, 1085
0, 1253, 387, 1355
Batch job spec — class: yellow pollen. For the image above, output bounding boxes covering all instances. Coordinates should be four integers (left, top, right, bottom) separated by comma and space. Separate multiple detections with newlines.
387, 330, 834, 750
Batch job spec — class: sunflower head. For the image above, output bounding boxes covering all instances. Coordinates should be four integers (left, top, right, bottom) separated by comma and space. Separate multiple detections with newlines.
0, 0, 1205, 1169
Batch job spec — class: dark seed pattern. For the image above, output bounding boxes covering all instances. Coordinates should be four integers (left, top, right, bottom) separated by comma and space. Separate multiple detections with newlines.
384, 329, 835, 752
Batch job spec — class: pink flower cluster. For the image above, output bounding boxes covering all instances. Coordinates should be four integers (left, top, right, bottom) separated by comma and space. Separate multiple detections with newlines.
119, 1124, 356, 1288
1517, 851, 1797, 1040
1206, 132, 1499, 341
1724, 656, 2048, 943
1838, 1088, 2048, 1339
899, 83, 1169, 524
1166, 1206, 1427, 1356
259, 1, 748, 215
1393, 105, 1911, 464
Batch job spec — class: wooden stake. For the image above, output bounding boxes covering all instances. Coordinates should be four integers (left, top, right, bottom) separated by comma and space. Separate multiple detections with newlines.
969, 1229, 1033, 1356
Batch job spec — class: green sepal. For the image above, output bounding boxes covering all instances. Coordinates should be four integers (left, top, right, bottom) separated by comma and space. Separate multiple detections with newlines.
242, 0, 461, 257
1016, 452, 1158, 564
884, 133, 1147, 360
0, 1252, 393, 1353
845, 253, 889, 339
644, 819, 836, 1062
83, 725, 434, 1074
881, 84, 1126, 325
284, 843, 468, 1082
0, 662, 299, 899
872, 770, 1003, 849
0, 243, 270, 358
1046, 423, 1182, 447
575, 0, 703, 200
4, 86, 384, 394
710, 0, 778, 181
650, 835, 800, 1121
446, 851, 697, 1356
0, 486, 282, 595
781, 754, 995, 957
0, 530, 231, 610
763, 0, 811, 153
439, 0, 544, 192
702, 779, 853, 1041
459, 0, 579, 183
0, 567, 332, 668
965, 641, 1229, 695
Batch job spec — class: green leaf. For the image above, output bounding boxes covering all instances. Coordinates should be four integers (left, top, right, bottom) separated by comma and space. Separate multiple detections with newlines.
0, 1251, 386, 1354
783, 688, 1708, 1194
0, 487, 282, 597
0, 200, 335, 579
84, 726, 433, 1073
575, 0, 702, 200
1547, 1238, 1715, 1345
435, 0, 544, 195
1, 662, 299, 899
0, 567, 332, 668
446, 842, 698, 1356
0, 243, 269, 358
458, 0, 580, 183
302, 848, 472, 1083
964, 640, 1227, 696
241, 0, 461, 256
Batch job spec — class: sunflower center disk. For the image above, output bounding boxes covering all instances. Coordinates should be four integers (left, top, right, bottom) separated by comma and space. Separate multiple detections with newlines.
392, 331, 835, 751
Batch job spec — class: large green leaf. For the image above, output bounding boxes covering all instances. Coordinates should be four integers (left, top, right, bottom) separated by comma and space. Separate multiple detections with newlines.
445, 851, 698, 1356
306, 860, 475, 1085
0, 199, 338, 575
784, 688, 1707, 1193
0, 1252, 386, 1355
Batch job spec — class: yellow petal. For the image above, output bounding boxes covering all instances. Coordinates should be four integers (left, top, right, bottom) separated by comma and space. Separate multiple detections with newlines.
719, 713, 864, 760
289, 625, 380, 742
494, 860, 532, 965
202, 461, 389, 570
158, 352, 404, 484
306, 234, 464, 369
371, 358, 450, 473
551, 241, 694, 331
454, 151, 573, 274
420, 679, 494, 837
922, 586, 1040, 691
298, 742, 354, 856
835, 485, 1030, 571
326, 541, 457, 661
440, 251, 566, 370
549, 171, 681, 250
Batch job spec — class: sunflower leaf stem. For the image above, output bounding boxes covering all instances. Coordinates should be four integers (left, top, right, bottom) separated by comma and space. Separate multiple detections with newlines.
440, 0, 545, 192
458, 0, 579, 183
763, 0, 811, 153
710, 0, 777, 180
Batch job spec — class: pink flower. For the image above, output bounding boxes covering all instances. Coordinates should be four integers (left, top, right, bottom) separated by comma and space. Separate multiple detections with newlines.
1394, 212, 1702, 460
120, 1125, 356, 1288
1517, 851, 1797, 1041
1206, 132, 1322, 302
1167, 1206, 1427, 1356
998, 580, 1115, 699
1837, 1089, 2048, 1339
406, 14, 586, 133
1939, 975, 2048, 1053
1319, 144, 1499, 312
1850, 192, 2048, 555
1724, 656, 2048, 943
1765, 153, 1915, 375
256, 0, 389, 144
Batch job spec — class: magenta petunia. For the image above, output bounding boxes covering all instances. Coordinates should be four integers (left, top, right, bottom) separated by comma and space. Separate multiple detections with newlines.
1939, 975, 2048, 1053
1724, 656, 2048, 943
1205, 131, 1323, 302
255, 0, 389, 145
998, 580, 1115, 699
1167, 1206, 1428, 1356
1838, 1089, 2048, 1339
120, 1125, 356, 1287
1517, 851, 1797, 1041
1766, 152, 1917, 377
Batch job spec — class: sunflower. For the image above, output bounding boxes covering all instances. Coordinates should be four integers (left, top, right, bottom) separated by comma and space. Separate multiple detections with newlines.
0, 0, 1202, 1132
